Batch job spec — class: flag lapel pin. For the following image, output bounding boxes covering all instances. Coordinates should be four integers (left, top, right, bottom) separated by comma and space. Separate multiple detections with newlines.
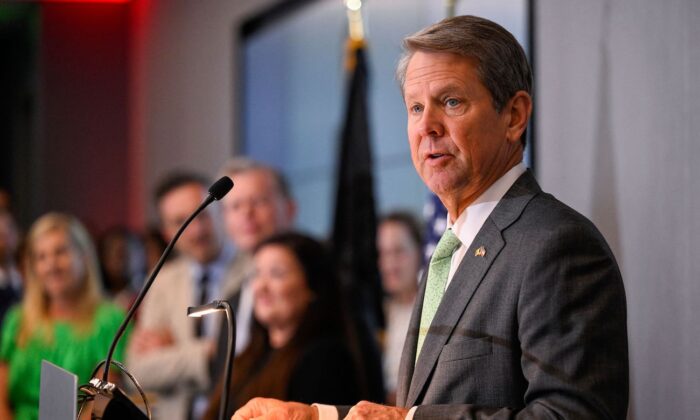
475, 246, 486, 257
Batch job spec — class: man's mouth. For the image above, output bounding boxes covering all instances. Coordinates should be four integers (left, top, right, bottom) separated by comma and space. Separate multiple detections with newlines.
426, 152, 452, 162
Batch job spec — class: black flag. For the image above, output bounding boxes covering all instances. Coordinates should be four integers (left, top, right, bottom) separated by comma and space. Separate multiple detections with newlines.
331, 39, 384, 332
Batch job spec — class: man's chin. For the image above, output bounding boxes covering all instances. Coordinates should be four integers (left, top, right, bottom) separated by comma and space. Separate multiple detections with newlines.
191, 248, 220, 264
426, 173, 471, 198
426, 183, 453, 199
235, 236, 262, 253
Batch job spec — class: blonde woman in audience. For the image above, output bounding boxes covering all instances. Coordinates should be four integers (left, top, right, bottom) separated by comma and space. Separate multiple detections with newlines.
0, 213, 127, 420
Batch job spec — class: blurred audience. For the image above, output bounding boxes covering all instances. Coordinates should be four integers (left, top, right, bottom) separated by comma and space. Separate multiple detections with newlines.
213, 158, 384, 410
126, 171, 237, 420
0, 189, 10, 212
0, 210, 22, 324
204, 233, 362, 419
142, 225, 167, 274
217, 157, 296, 357
97, 226, 139, 312
377, 211, 423, 404
0, 213, 126, 420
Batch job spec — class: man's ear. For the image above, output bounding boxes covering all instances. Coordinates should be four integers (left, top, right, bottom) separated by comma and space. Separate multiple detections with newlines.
504, 91, 532, 144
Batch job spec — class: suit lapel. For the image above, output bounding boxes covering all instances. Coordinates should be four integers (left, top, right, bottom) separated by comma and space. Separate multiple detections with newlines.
402, 170, 541, 407
396, 269, 427, 407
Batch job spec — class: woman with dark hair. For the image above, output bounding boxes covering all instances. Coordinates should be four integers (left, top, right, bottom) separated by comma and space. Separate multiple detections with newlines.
204, 232, 362, 419
377, 211, 423, 404
97, 226, 139, 312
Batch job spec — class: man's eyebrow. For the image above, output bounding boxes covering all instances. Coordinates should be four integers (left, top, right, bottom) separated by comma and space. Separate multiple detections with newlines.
404, 82, 467, 100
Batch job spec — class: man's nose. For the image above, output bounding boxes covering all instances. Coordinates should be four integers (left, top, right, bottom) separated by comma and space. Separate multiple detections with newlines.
188, 216, 207, 237
243, 201, 258, 217
252, 276, 267, 294
417, 105, 445, 138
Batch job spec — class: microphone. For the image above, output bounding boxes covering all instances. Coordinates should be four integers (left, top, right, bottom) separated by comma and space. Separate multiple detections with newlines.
208, 176, 234, 201
89, 176, 234, 417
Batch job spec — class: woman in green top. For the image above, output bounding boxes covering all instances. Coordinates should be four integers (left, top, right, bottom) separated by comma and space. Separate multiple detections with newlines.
0, 213, 128, 420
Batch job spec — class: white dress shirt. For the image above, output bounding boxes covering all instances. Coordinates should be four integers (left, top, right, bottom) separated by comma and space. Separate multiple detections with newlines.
190, 243, 235, 338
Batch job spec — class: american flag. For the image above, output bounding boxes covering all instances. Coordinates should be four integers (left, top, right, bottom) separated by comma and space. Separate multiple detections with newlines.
422, 193, 448, 264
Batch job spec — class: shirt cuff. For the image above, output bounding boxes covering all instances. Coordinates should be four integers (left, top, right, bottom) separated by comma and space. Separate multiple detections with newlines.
312, 403, 339, 420
405, 406, 418, 420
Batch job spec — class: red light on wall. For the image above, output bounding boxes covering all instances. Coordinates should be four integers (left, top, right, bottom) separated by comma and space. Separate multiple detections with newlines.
37, 0, 131, 3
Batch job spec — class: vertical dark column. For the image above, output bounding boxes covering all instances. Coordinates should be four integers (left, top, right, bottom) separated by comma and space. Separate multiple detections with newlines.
0, 4, 39, 229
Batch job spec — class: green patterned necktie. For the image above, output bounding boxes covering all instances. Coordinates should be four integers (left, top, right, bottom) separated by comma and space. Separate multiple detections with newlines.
416, 228, 462, 363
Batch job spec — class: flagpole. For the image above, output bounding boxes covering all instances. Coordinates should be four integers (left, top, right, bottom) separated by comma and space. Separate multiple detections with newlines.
334, 0, 386, 401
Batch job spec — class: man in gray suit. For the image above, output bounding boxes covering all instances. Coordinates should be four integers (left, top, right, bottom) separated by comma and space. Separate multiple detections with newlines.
233, 15, 628, 420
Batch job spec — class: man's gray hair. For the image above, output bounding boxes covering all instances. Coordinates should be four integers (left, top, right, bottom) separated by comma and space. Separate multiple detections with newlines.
396, 15, 532, 113
218, 157, 292, 200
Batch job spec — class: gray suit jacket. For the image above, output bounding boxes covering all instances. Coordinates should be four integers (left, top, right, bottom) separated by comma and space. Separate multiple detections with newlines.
394, 171, 628, 419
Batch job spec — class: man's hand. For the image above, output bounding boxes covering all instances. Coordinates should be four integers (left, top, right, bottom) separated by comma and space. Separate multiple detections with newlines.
232, 397, 319, 420
129, 327, 175, 354
344, 401, 409, 420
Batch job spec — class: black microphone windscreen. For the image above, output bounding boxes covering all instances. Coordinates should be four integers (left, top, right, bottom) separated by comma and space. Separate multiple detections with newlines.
208, 176, 234, 200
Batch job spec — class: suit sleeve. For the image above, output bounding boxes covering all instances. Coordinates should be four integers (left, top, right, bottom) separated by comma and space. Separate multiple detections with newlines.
127, 339, 211, 391
126, 274, 211, 392
413, 222, 629, 419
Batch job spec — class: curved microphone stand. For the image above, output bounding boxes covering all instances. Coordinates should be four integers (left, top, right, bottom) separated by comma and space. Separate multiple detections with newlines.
82, 176, 233, 419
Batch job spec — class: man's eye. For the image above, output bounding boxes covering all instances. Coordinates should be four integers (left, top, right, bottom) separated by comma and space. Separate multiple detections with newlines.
410, 104, 423, 113
167, 218, 186, 227
446, 98, 460, 107
252, 196, 271, 207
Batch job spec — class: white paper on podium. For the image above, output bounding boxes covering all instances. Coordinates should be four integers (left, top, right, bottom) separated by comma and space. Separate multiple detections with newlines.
39, 360, 77, 420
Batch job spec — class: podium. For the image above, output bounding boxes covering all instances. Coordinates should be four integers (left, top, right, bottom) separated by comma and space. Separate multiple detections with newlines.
39, 361, 77, 420
38, 360, 149, 420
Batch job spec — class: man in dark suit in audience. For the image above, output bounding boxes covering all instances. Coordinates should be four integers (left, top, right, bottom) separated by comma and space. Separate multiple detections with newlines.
233, 15, 628, 420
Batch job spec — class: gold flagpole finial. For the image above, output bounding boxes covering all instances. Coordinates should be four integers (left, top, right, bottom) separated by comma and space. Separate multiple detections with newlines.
445, 0, 457, 18
345, 0, 365, 42
344, 0, 365, 70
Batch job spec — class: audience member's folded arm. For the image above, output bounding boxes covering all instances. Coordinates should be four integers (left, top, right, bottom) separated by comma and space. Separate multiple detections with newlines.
126, 339, 210, 391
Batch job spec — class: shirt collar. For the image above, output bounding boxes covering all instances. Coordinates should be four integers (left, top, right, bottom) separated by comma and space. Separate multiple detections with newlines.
448, 162, 527, 248
190, 241, 235, 284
